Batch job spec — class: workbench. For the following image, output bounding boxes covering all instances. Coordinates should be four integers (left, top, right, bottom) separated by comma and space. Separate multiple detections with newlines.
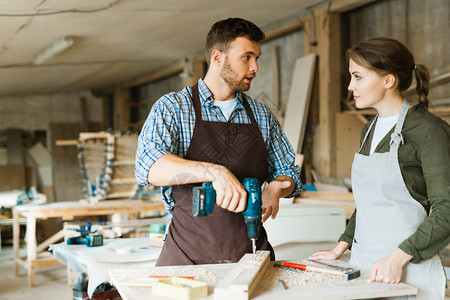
109, 260, 417, 300
13, 199, 165, 286
50, 237, 163, 297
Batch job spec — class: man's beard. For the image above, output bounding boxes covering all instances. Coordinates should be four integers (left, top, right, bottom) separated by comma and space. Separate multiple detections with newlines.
220, 58, 251, 92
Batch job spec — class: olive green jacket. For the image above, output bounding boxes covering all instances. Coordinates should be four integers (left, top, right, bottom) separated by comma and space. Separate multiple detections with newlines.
339, 104, 450, 263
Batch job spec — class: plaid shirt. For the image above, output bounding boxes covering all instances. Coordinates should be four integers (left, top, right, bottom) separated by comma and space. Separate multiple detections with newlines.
135, 79, 301, 214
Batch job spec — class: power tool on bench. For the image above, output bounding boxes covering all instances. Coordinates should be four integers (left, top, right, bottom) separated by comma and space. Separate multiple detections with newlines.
67, 221, 103, 247
192, 178, 262, 258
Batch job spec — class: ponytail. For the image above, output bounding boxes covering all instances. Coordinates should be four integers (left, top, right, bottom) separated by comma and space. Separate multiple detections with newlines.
414, 64, 431, 110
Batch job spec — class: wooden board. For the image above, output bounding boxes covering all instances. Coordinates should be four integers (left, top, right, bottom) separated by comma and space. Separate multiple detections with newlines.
282, 53, 317, 154
7, 129, 24, 165
335, 113, 364, 178
50, 123, 81, 202
0, 165, 25, 191
214, 251, 270, 300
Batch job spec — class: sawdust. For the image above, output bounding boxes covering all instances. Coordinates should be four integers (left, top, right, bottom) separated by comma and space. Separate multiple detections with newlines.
114, 266, 220, 285
262, 259, 342, 290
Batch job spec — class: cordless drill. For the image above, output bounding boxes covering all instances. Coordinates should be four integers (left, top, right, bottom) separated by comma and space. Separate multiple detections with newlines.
66, 221, 103, 247
192, 178, 262, 258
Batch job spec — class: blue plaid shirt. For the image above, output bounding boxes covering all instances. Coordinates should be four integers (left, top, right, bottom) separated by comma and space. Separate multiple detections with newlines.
135, 79, 301, 214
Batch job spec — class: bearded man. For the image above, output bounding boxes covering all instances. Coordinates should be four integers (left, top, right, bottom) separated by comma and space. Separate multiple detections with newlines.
135, 18, 301, 266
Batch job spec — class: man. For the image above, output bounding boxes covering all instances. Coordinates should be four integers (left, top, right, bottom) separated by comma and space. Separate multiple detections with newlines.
135, 18, 301, 266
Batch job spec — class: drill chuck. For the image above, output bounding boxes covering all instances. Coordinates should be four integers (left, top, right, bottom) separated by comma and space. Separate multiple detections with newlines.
242, 178, 262, 241
244, 215, 261, 240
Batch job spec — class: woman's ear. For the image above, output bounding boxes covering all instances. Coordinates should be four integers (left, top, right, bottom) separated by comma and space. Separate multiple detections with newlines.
384, 74, 397, 89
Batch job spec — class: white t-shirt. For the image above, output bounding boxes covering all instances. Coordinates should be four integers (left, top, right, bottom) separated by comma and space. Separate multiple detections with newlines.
370, 114, 399, 154
212, 98, 238, 121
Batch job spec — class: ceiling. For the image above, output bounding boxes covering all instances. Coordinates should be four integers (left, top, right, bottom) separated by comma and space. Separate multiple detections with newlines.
0, 0, 323, 97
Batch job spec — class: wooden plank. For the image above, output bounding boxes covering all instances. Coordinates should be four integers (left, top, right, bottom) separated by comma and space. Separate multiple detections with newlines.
282, 53, 317, 154
214, 251, 270, 300
0, 165, 25, 192
304, 9, 341, 177
36, 228, 64, 253
335, 113, 364, 178
7, 128, 24, 165
80, 96, 89, 132
124, 61, 183, 88
271, 46, 280, 110
14, 200, 165, 219
55, 139, 78, 146
31, 258, 62, 268
330, 0, 377, 13
264, 18, 303, 42
50, 123, 81, 203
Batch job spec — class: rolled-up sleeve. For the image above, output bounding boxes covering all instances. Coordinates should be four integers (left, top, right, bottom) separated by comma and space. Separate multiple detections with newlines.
266, 113, 302, 197
135, 96, 178, 186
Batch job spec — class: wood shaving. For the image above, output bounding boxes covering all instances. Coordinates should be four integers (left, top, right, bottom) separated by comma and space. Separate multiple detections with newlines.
113, 266, 219, 285
262, 259, 342, 290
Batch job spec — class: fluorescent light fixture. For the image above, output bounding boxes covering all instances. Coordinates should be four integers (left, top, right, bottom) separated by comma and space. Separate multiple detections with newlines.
33, 35, 74, 65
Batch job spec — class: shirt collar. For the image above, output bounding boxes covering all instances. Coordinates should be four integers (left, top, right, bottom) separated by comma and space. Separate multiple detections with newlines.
197, 78, 245, 110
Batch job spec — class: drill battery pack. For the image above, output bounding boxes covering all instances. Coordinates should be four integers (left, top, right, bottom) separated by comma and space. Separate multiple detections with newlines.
67, 234, 103, 247
192, 182, 216, 216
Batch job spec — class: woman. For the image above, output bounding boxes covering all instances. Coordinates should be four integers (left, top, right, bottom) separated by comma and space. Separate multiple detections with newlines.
310, 37, 449, 299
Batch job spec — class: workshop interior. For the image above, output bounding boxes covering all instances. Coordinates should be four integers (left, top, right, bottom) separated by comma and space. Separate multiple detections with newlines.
0, 0, 449, 299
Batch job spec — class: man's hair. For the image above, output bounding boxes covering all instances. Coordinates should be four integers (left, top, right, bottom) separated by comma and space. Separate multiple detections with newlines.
205, 18, 265, 66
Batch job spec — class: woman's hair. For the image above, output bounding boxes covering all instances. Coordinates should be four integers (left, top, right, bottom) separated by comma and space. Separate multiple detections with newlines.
346, 37, 430, 109
204, 18, 265, 66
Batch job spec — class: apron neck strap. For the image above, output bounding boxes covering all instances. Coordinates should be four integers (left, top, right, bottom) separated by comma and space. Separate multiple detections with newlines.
358, 99, 410, 153
191, 83, 258, 125
359, 116, 378, 153
389, 99, 410, 150
191, 83, 202, 121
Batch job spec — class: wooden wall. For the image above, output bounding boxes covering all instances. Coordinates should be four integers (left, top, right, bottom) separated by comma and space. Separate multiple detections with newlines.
113, 0, 449, 181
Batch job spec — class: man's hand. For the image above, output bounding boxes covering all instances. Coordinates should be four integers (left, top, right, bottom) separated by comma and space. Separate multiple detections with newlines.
261, 179, 292, 222
369, 248, 412, 283
210, 166, 247, 213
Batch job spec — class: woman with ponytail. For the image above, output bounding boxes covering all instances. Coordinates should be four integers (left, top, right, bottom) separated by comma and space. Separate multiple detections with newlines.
311, 37, 449, 299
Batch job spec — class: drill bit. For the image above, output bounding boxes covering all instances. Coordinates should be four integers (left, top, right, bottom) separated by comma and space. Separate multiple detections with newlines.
252, 239, 256, 259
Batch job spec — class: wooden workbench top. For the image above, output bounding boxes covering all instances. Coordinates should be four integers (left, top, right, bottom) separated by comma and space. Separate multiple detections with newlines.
109, 260, 417, 300
13, 199, 165, 220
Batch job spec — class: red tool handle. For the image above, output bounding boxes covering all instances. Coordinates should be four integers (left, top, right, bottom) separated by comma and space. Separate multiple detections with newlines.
282, 262, 308, 270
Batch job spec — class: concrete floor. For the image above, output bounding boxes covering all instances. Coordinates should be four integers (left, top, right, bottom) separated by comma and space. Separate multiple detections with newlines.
0, 248, 72, 299
0, 243, 448, 300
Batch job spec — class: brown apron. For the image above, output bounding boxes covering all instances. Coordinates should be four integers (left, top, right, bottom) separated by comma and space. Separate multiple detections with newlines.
156, 83, 274, 266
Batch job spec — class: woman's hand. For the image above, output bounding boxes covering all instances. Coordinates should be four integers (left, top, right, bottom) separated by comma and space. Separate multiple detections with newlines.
369, 248, 412, 283
309, 241, 350, 261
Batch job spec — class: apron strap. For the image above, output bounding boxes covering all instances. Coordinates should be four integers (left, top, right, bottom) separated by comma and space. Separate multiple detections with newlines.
358, 116, 378, 153
191, 83, 258, 127
191, 83, 202, 123
389, 99, 410, 151
239, 92, 258, 125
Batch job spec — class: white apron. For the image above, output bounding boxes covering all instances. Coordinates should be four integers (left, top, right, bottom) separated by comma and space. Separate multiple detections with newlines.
349, 99, 446, 300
